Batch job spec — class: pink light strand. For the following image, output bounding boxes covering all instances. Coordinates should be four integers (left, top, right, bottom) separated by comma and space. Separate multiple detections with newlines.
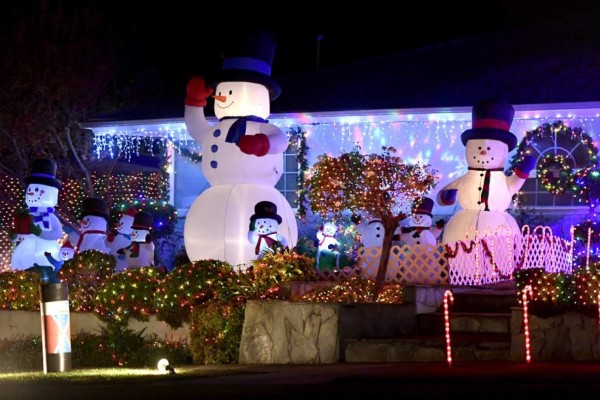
522, 284, 533, 363
443, 289, 454, 367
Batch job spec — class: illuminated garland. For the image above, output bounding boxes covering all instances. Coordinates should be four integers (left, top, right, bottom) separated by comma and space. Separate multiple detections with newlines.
537, 154, 573, 195
289, 126, 309, 218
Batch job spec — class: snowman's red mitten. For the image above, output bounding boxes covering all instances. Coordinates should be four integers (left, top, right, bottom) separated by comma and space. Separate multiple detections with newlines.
514, 155, 536, 179
238, 134, 269, 156
185, 76, 213, 107
438, 189, 457, 206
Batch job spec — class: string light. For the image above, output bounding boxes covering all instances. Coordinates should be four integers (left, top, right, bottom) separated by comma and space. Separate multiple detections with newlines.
443, 289, 454, 367
522, 284, 533, 363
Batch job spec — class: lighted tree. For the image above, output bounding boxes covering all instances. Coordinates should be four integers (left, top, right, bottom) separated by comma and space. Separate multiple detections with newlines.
306, 146, 438, 299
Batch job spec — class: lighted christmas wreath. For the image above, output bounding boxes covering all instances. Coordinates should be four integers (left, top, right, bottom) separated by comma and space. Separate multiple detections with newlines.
537, 154, 573, 195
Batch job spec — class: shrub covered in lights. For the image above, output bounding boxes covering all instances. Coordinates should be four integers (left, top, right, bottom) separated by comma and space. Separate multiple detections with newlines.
94, 267, 164, 326
515, 264, 600, 317
188, 298, 245, 365
300, 276, 403, 304
155, 260, 238, 329
57, 250, 116, 312
0, 271, 41, 311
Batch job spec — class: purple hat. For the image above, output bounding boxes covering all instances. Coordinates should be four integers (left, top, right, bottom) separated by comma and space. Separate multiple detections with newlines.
460, 98, 517, 151
414, 197, 434, 217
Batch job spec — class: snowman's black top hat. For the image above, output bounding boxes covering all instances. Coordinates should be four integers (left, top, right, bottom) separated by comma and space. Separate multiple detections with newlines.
250, 201, 282, 224
460, 98, 517, 151
132, 211, 153, 231
80, 197, 109, 221
24, 158, 61, 189
215, 30, 281, 100
414, 197, 434, 217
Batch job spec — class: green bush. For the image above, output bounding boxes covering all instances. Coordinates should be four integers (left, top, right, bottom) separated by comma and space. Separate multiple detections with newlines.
0, 271, 40, 311
0, 334, 42, 372
94, 267, 163, 326
188, 299, 245, 365
155, 260, 238, 329
57, 250, 116, 312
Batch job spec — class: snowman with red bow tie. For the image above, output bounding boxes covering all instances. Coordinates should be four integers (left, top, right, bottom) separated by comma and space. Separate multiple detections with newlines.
436, 99, 536, 244
183, 30, 297, 270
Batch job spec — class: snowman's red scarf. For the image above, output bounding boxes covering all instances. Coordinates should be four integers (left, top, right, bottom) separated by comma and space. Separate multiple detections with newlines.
255, 234, 277, 255
75, 230, 106, 254
467, 167, 504, 211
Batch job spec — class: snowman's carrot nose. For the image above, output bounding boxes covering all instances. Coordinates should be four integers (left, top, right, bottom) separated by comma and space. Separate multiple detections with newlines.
212, 95, 227, 102
480, 150, 487, 155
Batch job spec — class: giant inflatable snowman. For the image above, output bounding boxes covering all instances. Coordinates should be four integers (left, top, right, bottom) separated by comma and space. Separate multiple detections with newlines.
10, 158, 63, 271
183, 30, 297, 270
436, 99, 535, 243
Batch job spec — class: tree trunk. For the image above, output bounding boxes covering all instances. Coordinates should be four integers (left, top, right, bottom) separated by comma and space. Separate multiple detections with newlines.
372, 215, 403, 301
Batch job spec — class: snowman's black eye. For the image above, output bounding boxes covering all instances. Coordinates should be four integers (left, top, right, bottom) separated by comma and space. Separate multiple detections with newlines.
487, 147, 491, 151
478, 147, 482, 150
218, 91, 221, 96
229, 90, 233, 95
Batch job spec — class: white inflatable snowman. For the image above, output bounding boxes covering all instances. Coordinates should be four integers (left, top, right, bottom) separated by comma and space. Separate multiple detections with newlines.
351, 214, 401, 248
183, 30, 297, 270
117, 211, 155, 269
44, 240, 75, 273
399, 197, 444, 246
107, 206, 136, 272
247, 201, 289, 259
436, 99, 536, 244
315, 222, 339, 269
10, 158, 63, 272
70, 197, 110, 255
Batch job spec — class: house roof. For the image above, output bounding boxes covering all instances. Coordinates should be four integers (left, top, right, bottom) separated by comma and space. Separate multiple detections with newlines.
88, 13, 600, 123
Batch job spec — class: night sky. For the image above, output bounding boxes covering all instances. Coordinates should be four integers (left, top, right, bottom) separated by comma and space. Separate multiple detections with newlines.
2, 0, 600, 108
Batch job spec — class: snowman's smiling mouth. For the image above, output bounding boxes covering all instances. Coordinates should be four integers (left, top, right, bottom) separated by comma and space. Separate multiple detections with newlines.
217, 101, 234, 109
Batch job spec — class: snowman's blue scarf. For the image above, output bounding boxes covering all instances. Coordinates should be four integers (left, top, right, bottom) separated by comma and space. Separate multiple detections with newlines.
29, 207, 54, 229
220, 115, 268, 144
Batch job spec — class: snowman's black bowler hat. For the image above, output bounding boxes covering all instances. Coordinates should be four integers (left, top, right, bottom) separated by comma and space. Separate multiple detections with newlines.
80, 197, 109, 221
250, 201, 282, 224
132, 211, 153, 231
24, 158, 61, 189
216, 30, 281, 100
460, 98, 517, 151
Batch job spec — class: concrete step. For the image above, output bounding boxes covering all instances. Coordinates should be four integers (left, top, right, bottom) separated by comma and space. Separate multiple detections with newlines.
441, 282, 519, 313
418, 312, 512, 335
345, 332, 511, 363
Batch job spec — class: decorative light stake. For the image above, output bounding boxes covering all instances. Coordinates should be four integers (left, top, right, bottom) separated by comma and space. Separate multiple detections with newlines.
522, 284, 533, 364
569, 225, 575, 269
443, 289, 454, 367
586, 227, 592, 271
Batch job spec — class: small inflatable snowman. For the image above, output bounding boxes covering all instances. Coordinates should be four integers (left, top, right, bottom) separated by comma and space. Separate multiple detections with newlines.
315, 222, 339, 269
70, 197, 111, 255
10, 158, 63, 273
248, 201, 289, 259
183, 30, 297, 270
117, 211, 155, 269
44, 240, 75, 273
107, 206, 136, 272
436, 98, 535, 244
351, 214, 401, 248
399, 197, 444, 246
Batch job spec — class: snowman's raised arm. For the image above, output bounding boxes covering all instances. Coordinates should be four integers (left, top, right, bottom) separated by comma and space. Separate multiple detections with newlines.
507, 154, 536, 196
436, 179, 460, 206
184, 77, 214, 145
259, 123, 289, 154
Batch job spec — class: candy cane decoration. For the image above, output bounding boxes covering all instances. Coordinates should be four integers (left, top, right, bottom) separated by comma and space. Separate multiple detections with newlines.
569, 225, 575, 269
444, 289, 454, 367
586, 227, 592, 271
522, 284, 533, 363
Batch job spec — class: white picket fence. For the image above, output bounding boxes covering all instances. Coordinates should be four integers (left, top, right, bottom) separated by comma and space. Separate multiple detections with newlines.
315, 226, 574, 286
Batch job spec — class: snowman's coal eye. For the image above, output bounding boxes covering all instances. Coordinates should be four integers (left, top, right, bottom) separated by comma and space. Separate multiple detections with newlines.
229, 90, 233, 95
487, 147, 491, 150
218, 91, 221, 96
478, 147, 482, 150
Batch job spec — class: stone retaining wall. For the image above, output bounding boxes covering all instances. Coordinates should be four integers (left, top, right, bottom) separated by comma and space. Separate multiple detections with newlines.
511, 308, 600, 361
0, 310, 188, 342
